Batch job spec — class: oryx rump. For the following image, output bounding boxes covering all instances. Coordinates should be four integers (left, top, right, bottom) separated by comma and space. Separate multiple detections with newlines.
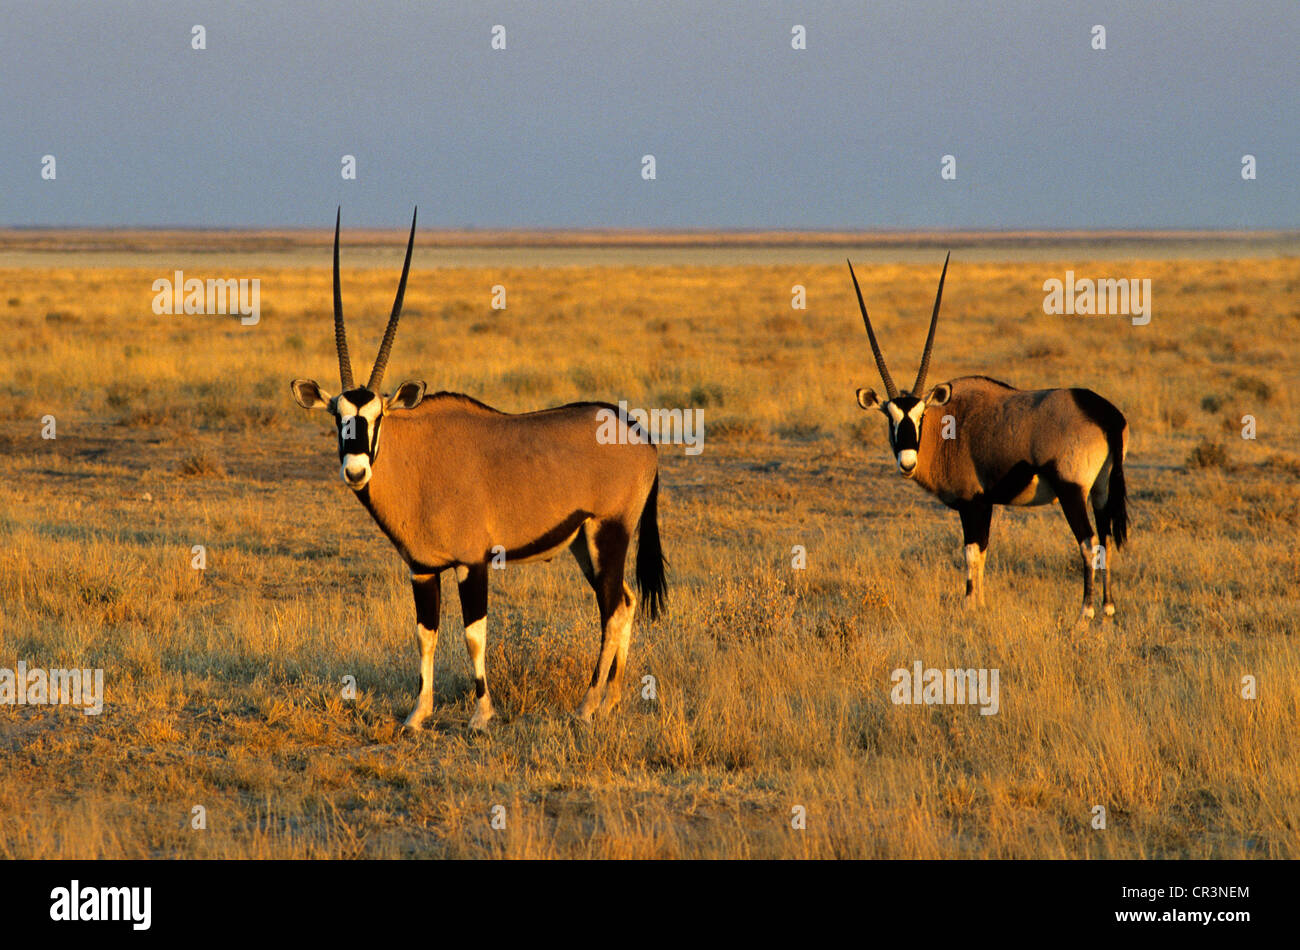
291, 209, 667, 730
849, 254, 1130, 625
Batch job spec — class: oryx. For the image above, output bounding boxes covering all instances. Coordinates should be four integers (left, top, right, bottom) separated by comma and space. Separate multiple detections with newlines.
848, 254, 1129, 625
291, 209, 667, 730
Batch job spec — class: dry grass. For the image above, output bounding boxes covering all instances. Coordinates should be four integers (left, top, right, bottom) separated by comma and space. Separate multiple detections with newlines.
0, 243, 1297, 858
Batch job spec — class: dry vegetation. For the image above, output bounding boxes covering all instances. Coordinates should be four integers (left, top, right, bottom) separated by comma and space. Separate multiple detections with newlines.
1, 240, 1297, 858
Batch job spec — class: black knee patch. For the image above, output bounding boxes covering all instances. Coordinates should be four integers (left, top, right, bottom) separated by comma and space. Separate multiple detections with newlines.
412, 575, 441, 629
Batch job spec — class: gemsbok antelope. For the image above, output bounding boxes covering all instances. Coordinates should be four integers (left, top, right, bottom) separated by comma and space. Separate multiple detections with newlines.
848, 254, 1129, 626
291, 209, 667, 730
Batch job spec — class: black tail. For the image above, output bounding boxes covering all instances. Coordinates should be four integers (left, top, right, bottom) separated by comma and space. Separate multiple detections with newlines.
1107, 424, 1128, 549
635, 474, 667, 620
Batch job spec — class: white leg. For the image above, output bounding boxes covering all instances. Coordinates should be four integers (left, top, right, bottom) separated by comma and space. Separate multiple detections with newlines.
464, 616, 494, 730
1076, 537, 1097, 628
598, 585, 636, 715
403, 621, 438, 729
403, 574, 441, 730
963, 543, 981, 610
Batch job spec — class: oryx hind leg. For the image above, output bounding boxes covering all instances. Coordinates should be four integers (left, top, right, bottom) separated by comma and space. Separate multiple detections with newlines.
457, 563, 495, 731
1051, 477, 1098, 629
569, 522, 598, 588
403, 572, 442, 731
600, 583, 636, 715
1090, 464, 1116, 620
577, 520, 633, 722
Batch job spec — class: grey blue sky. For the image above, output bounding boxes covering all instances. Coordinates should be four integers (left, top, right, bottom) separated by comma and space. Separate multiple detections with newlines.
2, 0, 1296, 229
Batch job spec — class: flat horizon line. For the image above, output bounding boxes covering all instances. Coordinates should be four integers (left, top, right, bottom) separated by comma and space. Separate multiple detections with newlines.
3, 226, 1294, 235
1, 227, 1296, 253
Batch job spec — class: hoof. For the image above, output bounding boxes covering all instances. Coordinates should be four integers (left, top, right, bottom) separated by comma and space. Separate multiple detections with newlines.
468, 701, 495, 732
402, 710, 430, 731
576, 688, 603, 723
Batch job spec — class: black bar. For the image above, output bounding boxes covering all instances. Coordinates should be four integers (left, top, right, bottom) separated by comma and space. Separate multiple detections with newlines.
1, 859, 1280, 938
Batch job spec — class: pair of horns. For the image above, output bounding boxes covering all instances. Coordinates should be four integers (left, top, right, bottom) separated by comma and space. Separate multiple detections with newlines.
847, 252, 949, 400
333, 206, 418, 392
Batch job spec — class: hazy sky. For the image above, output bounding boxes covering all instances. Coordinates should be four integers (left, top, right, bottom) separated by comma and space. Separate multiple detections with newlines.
2, 1, 1296, 229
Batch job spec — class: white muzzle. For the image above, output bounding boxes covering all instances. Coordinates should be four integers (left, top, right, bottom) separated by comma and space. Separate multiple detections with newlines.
341, 453, 372, 489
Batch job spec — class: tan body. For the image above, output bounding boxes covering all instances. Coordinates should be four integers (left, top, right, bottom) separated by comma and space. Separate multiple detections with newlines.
913, 377, 1122, 510
361, 395, 658, 572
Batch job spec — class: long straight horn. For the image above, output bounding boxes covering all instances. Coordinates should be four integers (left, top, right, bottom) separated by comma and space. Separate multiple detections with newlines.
847, 259, 898, 400
911, 251, 950, 395
366, 207, 418, 392
333, 207, 354, 390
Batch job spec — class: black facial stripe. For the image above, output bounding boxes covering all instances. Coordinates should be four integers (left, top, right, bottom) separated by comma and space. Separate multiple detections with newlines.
895, 418, 919, 452
338, 415, 371, 457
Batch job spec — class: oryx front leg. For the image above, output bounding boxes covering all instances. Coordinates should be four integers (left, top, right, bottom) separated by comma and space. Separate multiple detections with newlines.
958, 502, 992, 610
458, 564, 495, 731
403, 572, 441, 731
963, 544, 985, 610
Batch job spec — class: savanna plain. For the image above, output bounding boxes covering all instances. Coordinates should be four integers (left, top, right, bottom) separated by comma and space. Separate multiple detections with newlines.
1, 233, 1296, 858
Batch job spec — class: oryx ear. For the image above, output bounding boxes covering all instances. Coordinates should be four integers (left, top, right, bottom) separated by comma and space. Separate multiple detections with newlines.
291, 379, 331, 410
386, 380, 426, 411
924, 383, 952, 406
856, 387, 883, 411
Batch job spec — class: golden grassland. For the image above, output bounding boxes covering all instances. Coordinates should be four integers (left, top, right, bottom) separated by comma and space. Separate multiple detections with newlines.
0, 243, 1297, 858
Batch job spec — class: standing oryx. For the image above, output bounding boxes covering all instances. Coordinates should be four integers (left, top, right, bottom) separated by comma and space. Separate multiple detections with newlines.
848, 254, 1129, 626
291, 209, 667, 730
